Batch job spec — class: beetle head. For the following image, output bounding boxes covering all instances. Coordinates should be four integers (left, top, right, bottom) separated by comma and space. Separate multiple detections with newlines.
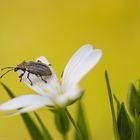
14, 61, 27, 72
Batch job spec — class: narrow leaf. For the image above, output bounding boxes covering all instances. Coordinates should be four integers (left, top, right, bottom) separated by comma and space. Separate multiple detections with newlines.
105, 71, 120, 140
130, 112, 140, 140
114, 95, 121, 116
74, 100, 90, 140
127, 83, 140, 118
0, 82, 15, 98
34, 112, 53, 140
0, 83, 45, 140
117, 103, 132, 140
21, 114, 45, 140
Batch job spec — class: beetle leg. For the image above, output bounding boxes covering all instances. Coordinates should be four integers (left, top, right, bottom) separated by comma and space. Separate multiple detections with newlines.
48, 64, 52, 66
19, 71, 25, 82
40, 76, 48, 83
27, 73, 33, 86
37, 60, 42, 63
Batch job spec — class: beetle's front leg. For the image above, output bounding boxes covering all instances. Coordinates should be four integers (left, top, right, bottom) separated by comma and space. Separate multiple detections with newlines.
40, 76, 48, 83
27, 73, 33, 86
19, 71, 25, 82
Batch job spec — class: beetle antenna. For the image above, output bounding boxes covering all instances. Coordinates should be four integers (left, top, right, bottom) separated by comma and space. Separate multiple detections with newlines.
0, 69, 14, 79
1, 67, 15, 71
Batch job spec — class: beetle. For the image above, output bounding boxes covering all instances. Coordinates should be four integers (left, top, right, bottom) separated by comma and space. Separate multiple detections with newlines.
0, 60, 52, 85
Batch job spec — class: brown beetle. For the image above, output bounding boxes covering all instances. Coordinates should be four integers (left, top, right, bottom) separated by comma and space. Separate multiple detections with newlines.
0, 60, 52, 85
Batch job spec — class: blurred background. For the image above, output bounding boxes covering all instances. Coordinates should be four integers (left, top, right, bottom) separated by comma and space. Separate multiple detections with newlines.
0, 0, 140, 139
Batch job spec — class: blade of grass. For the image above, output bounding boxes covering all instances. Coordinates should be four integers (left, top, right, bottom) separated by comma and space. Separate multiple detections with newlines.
0, 82, 45, 140
113, 95, 121, 116
0, 82, 15, 98
105, 71, 120, 140
34, 112, 53, 140
65, 108, 83, 140
21, 114, 45, 140
74, 100, 90, 140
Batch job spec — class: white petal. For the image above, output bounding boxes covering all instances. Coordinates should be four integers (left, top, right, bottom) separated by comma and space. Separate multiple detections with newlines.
4, 104, 46, 116
0, 95, 53, 110
17, 56, 58, 96
16, 104, 46, 114
62, 45, 102, 89
62, 44, 92, 82
55, 95, 68, 107
55, 85, 82, 107
65, 85, 82, 101
37, 56, 58, 84
36, 56, 50, 65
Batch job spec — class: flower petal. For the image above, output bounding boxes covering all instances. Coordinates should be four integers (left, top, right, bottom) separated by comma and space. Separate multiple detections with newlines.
65, 85, 82, 101
13, 104, 46, 115
0, 95, 53, 110
55, 85, 82, 107
62, 44, 92, 81
17, 56, 57, 95
36, 56, 58, 84
4, 104, 48, 116
62, 44, 102, 89
54, 95, 68, 107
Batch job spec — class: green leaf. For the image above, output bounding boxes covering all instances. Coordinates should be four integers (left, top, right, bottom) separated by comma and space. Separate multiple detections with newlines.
130, 112, 140, 140
134, 79, 140, 93
0, 83, 45, 140
0, 82, 15, 98
127, 83, 140, 118
135, 116, 140, 140
117, 103, 132, 140
21, 114, 45, 140
53, 108, 70, 135
114, 95, 121, 116
105, 71, 120, 140
74, 100, 90, 140
34, 112, 53, 140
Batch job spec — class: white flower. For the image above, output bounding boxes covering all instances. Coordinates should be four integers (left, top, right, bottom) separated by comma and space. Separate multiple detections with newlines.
0, 44, 102, 114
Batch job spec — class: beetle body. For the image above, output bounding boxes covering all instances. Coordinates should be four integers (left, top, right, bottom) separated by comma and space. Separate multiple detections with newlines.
15, 61, 52, 76
1, 60, 52, 85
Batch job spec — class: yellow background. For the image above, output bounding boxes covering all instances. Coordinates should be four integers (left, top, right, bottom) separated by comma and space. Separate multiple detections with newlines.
0, 0, 140, 140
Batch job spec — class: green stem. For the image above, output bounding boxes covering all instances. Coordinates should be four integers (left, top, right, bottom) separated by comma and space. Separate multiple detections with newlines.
62, 133, 68, 140
65, 108, 83, 140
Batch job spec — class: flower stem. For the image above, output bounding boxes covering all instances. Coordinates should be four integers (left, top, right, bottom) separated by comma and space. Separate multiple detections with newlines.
65, 108, 83, 140
62, 133, 68, 140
